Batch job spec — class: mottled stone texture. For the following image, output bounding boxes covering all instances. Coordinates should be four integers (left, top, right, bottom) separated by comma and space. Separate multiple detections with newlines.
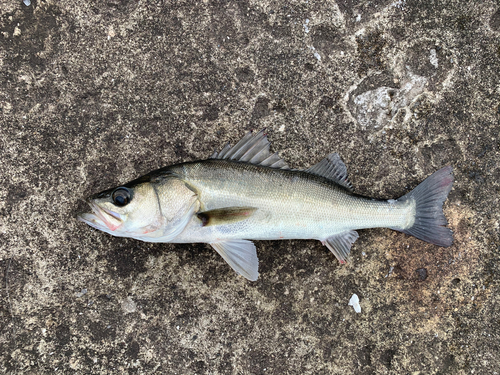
0, 0, 499, 373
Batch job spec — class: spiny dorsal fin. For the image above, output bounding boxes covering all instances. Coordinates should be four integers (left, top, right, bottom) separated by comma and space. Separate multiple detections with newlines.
305, 153, 352, 191
210, 129, 289, 169
197, 207, 257, 227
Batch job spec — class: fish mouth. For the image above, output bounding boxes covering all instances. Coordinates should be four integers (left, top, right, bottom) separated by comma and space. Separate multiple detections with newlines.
77, 201, 123, 232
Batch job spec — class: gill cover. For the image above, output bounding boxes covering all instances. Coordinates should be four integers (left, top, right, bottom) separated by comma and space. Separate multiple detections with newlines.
136, 177, 199, 242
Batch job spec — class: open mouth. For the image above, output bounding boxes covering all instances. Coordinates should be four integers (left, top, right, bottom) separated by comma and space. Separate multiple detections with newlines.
77, 201, 122, 232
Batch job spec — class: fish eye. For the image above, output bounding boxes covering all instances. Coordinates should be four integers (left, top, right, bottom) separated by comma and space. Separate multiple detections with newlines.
112, 188, 131, 207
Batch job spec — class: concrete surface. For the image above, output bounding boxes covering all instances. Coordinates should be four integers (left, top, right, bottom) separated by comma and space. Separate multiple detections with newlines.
1, 0, 499, 373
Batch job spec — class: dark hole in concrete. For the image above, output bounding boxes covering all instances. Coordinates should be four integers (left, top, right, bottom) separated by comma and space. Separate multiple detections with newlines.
416, 268, 428, 281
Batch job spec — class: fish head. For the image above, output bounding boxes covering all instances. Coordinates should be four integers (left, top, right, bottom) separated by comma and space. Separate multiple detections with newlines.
78, 180, 163, 236
78, 174, 198, 241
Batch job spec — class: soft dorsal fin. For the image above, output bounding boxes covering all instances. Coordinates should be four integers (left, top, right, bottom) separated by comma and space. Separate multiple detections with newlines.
210, 129, 289, 169
305, 153, 352, 190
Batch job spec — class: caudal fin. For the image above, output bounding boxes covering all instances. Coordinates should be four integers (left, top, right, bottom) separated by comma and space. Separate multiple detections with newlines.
395, 166, 454, 247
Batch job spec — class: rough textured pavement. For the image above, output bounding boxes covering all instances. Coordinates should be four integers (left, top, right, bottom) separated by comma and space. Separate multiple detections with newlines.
1, 0, 499, 373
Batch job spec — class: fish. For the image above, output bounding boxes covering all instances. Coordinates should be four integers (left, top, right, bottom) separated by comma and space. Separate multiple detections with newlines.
78, 130, 454, 281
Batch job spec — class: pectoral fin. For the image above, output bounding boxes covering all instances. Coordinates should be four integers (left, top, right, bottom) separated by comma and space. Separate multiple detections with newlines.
197, 207, 257, 227
210, 240, 259, 281
322, 231, 359, 264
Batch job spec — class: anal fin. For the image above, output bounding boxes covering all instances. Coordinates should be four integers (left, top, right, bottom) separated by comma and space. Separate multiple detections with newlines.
210, 240, 259, 281
322, 230, 359, 264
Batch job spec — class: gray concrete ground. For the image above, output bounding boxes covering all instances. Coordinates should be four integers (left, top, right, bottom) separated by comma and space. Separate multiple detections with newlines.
1, 0, 499, 373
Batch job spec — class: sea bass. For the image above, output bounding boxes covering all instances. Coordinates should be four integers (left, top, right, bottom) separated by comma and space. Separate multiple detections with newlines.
78, 130, 454, 281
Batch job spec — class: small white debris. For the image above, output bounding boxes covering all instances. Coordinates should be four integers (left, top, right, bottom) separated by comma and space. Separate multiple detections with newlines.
385, 266, 394, 278
107, 25, 115, 40
307, 45, 321, 61
356, 14, 361, 22
23, 0, 31, 6
303, 19, 310, 33
75, 289, 87, 298
278, 125, 285, 132
348, 294, 361, 313
13, 26, 21, 37
391, 0, 406, 8
121, 296, 137, 314
429, 48, 438, 68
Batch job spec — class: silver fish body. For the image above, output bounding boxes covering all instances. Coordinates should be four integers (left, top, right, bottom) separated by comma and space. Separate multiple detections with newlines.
169, 160, 414, 243
78, 130, 454, 280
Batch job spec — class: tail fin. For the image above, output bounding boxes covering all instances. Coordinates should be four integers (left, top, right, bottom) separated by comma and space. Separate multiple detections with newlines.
395, 166, 454, 247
